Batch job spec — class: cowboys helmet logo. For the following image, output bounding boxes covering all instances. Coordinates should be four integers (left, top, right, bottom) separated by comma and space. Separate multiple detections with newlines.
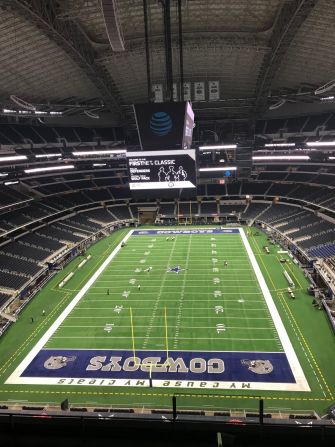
241, 359, 273, 375
44, 356, 76, 370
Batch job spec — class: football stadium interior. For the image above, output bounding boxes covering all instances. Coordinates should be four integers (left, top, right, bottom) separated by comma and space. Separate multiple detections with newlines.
0, 1, 335, 445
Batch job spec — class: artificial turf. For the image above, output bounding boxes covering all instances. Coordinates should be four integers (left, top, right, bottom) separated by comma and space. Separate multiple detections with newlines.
0, 226, 334, 415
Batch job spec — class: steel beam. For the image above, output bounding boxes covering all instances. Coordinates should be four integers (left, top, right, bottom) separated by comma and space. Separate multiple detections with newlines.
1, 0, 125, 121
254, 0, 320, 118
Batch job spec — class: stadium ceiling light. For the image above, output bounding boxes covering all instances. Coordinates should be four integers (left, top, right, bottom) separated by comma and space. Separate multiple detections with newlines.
0, 172, 9, 177
72, 149, 126, 156
0, 155, 27, 162
314, 79, 335, 95
24, 164, 75, 174
306, 141, 335, 147
93, 163, 107, 167
35, 153, 62, 158
199, 145, 237, 150
4, 180, 19, 185
264, 143, 295, 147
320, 95, 335, 101
329, 156, 335, 160
252, 155, 310, 161
199, 166, 237, 172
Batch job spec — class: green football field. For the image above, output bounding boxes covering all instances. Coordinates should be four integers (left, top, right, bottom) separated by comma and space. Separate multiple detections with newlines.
0, 226, 334, 415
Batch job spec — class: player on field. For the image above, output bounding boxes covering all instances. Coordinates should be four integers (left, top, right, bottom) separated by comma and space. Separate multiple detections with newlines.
138, 284, 141, 291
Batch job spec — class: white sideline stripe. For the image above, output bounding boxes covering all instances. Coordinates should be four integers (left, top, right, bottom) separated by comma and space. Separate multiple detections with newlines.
238, 227, 310, 392
83, 299, 264, 302
75, 306, 269, 310
89, 285, 258, 288
47, 336, 278, 341
6, 229, 134, 385
60, 325, 274, 330
67, 316, 271, 320
95, 279, 257, 282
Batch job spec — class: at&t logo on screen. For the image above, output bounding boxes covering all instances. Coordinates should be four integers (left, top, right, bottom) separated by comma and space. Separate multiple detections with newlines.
149, 111, 172, 136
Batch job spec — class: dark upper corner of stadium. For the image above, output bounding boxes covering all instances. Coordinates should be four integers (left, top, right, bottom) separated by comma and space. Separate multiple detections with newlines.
0, 0, 334, 137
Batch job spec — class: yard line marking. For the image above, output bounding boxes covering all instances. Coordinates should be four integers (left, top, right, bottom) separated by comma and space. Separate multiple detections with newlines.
173, 235, 192, 349
60, 325, 276, 330
6, 229, 134, 384
142, 236, 178, 349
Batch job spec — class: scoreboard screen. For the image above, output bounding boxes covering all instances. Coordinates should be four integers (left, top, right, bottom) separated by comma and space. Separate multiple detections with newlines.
134, 101, 194, 150
127, 149, 196, 190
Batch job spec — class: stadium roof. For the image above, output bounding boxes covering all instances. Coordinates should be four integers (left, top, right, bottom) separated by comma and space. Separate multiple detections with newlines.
0, 0, 334, 126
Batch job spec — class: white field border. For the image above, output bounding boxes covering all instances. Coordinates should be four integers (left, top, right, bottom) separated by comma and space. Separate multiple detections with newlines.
238, 227, 310, 392
6, 227, 310, 391
6, 229, 134, 385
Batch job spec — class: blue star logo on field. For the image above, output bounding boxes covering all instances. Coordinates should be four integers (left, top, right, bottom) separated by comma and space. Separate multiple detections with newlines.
167, 265, 183, 274
44, 355, 76, 370
149, 111, 172, 136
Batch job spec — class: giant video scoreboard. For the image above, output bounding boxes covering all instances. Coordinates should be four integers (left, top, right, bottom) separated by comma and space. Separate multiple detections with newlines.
127, 149, 196, 191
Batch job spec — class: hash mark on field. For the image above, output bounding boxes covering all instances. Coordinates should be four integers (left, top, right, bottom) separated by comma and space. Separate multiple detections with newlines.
142, 236, 178, 349
173, 234, 192, 349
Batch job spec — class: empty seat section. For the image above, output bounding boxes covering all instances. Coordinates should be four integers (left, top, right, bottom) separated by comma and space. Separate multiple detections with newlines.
21, 233, 64, 251
11, 125, 43, 144
242, 182, 271, 195
0, 271, 29, 290
159, 203, 175, 215
45, 226, 82, 243
178, 202, 198, 214
243, 203, 269, 219
110, 187, 131, 199
0, 253, 41, 276
110, 206, 131, 220
71, 215, 102, 231
219, 204, 245, 214
266, 183, 295, 196
226, 182, 241, 195
54, 127, 78, 142
83, 208, 116, 223
0, 292, 11, 307
200, 202, 218, 214
84, 189, 113, 202
207, 185, 225, 196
